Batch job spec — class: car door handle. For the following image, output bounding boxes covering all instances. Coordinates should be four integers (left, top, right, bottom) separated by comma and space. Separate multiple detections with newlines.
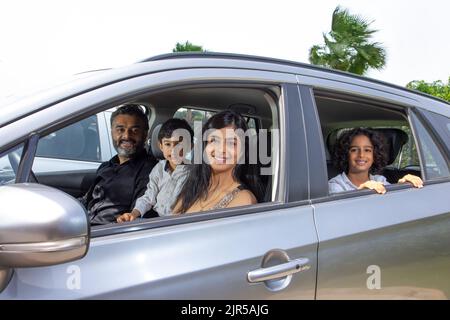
247, 257, 310, 283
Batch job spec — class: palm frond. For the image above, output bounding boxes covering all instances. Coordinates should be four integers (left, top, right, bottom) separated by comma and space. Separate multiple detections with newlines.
309, 5, 387, 75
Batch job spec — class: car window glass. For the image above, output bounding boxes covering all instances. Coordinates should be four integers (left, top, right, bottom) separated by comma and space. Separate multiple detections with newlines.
412, 114, 450, 179
173, 107, 214, 128
313, 92, 425, 195
420, 109, 450, 153
174, 107, 258, 130
32, 114, 106, 175
386, 126, 420, 169
35, 115, 101, 162
246, 117, 257, 129
0, 144, 24, 185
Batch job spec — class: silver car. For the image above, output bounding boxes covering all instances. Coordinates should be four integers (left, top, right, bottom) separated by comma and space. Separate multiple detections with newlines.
0, 52, 449, 299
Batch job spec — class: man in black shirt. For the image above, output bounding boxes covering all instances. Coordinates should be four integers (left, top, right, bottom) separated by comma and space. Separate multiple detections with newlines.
79, 105, 157, 225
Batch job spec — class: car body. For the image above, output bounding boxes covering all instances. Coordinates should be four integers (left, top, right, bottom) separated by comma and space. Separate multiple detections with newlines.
0, 52, 449, 299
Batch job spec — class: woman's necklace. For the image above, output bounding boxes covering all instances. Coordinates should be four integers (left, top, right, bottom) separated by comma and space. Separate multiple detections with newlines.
198, 180, 237, 210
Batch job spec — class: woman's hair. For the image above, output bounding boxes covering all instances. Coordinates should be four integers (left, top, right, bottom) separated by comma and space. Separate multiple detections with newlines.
333, 127, 388, 175
175, 110, 263, 213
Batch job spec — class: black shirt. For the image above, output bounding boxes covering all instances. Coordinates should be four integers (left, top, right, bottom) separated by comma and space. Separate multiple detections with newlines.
79, 150, 157, 225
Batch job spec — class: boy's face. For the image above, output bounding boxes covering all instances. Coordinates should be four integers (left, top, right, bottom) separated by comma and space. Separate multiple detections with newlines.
159, 137, 184, 166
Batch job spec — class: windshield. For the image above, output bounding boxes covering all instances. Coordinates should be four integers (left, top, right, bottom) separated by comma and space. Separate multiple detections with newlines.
0, 69, 109, 108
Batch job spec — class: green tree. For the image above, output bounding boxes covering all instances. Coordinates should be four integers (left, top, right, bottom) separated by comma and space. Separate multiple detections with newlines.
309, 6, 386, 75
173, 41, 205, 52
406, 77, 450, 102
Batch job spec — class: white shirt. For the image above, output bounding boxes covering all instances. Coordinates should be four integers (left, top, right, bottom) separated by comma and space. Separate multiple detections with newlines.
328, 172, 390, 194
134, 160, 189, 216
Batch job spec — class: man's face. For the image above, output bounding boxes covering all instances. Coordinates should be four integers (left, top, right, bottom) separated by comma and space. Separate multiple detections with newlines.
111, 114, 147, 159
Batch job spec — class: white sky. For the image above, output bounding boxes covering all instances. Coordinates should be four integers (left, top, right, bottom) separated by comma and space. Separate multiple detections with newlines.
1, 0, 449, 100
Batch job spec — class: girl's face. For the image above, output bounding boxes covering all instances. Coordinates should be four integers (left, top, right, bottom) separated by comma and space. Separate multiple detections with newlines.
205, 125, 243, 174
347, 134, 374, 174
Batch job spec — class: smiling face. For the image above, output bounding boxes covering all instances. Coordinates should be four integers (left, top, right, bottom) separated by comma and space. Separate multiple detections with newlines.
159, 136, 184, 169
111, 114, 147, 160
205, 126, 243, 174
347, 134, 374, 175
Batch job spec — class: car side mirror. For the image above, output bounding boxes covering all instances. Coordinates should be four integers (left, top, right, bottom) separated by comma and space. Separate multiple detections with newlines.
0, 183, 89, 291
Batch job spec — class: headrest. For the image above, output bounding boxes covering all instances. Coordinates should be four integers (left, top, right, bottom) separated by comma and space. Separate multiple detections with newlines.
150, 124, 164, 160
327, 128, 408, 165
374, 128, 408, 164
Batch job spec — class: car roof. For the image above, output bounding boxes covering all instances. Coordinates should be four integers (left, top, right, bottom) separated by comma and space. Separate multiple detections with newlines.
140, 52, 450, 106
1, 52, 448, 128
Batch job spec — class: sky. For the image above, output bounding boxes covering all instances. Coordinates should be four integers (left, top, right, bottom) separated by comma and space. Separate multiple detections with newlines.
0, 0, 449, 101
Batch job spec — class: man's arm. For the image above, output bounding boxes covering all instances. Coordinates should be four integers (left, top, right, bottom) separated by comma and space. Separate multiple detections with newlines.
77, 162, 108, 209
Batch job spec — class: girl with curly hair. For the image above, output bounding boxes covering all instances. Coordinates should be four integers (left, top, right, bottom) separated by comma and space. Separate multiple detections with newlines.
329, 127, 423, 194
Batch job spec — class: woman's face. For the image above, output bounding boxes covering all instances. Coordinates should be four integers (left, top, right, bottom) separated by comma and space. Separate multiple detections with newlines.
347, 134, 374, 174
205, 125, 243, 174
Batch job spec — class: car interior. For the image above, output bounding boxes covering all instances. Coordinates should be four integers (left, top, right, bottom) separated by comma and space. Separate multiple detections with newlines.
142, 86, 278, 203
22, 85, 427, 206
314, 90, 422, 186
32, 85, 281, 208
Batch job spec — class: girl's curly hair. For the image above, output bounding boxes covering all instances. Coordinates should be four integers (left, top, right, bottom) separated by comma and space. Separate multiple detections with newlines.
333, 127, 388, 175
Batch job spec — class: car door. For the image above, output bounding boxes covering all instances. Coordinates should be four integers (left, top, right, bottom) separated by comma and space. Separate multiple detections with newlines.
298, 82, 450, 300
0, 69, 318, 299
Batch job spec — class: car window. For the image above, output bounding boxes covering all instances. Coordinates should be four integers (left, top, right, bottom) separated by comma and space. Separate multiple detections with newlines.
173, 107, 214, 128
0, 144, 24, 185
246, 117, 257, 129
174, 107, 258, 129
412, 113, 450, 180
313, 92, 424, 194
386, 126, 420, 169
419, 109, 450, 154
35, 115, 101, 162
23, 86, 282, 229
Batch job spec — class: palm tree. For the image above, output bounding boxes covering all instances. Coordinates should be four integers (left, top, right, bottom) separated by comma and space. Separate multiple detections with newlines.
309, 6, 386, 75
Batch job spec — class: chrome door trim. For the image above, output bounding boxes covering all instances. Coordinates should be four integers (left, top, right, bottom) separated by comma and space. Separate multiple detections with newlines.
0, 237, 87, 253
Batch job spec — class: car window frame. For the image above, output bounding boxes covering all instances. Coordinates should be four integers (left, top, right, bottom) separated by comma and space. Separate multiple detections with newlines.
173, 106, 262, 132
34, 114, 103, 163
414, 107, 450, 162
299, 84, 450, 202
0, 68, 311, 238
0, 143, 26, 185
409, 108, 450, 181
91, 82, 308, 238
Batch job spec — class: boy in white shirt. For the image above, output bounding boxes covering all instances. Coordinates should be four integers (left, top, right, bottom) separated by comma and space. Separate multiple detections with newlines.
117, 118, 193, 222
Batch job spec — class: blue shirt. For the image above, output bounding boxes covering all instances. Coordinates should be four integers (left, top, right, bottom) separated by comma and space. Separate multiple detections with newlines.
328, 172, 390, 194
